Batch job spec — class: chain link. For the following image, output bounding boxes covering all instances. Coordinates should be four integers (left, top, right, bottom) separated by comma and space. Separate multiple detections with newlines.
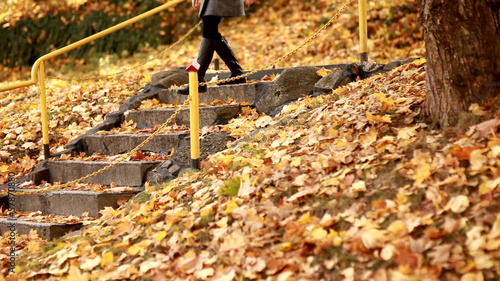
1, 97, 191, 196
46, 21, 202, 83
2, 0, 353, 196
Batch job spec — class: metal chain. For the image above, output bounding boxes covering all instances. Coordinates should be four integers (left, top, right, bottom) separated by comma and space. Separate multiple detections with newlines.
46, 21, 202, 82
199, 0, 354, 87
1, 97, 191, 196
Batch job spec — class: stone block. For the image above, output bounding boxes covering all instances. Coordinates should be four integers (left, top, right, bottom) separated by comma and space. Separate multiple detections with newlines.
47, 161, 159, 186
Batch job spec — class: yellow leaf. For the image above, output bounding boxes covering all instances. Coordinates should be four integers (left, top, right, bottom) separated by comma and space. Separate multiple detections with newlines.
200, 207, 213, 218
154, 231, 167, 243
255, 115, 273, 128
100, 251, 114, 268
292, 174, 308, 186
79, 255, 101, 271
194, 268, 215, 280
139, 260, 162, 274
290, 157, 301, 167
397, 126, 418, 140
297, 212, 317, 224
140, 74, 151, 84
366, 112, 391, 123
280, 242, 293, 251
414, 158, 431, 186
381, 244, 396, 260
63, 260, 89, 281
333, 236, 343, 246
469, 149, 488, 171
460, 272, 485, 281
446, 195, 470, 213
316, 68, 328, 77
373, 92, 394, 106
387, 220, 407, 236
478, 178, 500, 195
311, 227, 328, 240
224, 198, 238, 214
145, 182, 156, 193
361, 229, 388, 249
351, 181, 366, 192
128, 244, 142, 256
412, 58, 427, 67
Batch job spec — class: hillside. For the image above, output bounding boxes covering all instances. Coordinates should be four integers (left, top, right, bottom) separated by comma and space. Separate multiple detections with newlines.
3, 58, 500, 280
2, 0, 499, 280
0, 0, 423, 183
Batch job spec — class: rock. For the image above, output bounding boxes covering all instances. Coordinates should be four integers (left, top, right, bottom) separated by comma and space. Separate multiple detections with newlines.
313, 68, 357, 96
24, 160, 50, 185
145, 160, 183, 184
168, 164, 181, 175
254, 66, 321, 115
383, 57, 420, 71
172, 131, 230, 165
352, 62, 387, 79
151, 68, 189, 89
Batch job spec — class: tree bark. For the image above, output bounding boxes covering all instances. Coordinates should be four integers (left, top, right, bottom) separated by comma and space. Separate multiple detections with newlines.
419, 0, 500, 127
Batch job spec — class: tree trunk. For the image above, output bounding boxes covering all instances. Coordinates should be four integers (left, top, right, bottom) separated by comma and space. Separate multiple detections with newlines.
419, 0, 500, 127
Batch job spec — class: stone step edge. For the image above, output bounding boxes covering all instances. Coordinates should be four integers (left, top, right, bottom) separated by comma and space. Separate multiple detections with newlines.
5, 188, 142, 217
0, 217, 83, 240
125, 104, 244, 113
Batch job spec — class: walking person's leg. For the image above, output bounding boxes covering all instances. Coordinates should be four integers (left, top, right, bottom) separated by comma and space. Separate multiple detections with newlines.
178, 16, 221, 95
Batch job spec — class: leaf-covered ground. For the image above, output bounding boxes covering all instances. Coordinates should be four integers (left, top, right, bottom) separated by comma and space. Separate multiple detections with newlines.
4, 0, 499, 280
2, 59, 499, 280
0, 0, 423, 183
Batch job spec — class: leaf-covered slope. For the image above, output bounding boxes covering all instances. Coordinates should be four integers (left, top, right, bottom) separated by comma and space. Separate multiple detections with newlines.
0, 0, 423, 183
0, 0, 423, 184
4, 60, 499, 280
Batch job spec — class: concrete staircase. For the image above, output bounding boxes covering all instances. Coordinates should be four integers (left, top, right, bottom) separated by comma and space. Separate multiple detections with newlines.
0, 77, 265, 240
2, 61, 375, 239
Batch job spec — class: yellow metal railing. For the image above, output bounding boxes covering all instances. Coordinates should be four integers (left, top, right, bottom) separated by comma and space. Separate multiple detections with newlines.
358, 0, 368, 62
0, 0, 367, 161
0, 0, 186, 159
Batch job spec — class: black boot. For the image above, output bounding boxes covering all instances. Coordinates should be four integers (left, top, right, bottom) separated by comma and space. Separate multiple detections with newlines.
216, 36, 246, 85
178, 38, 216, 95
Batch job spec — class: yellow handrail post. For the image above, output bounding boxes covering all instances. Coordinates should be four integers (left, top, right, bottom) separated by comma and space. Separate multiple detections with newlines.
38, 61, 51, 159
186, 61, 201, 169
358, 0, 368, 62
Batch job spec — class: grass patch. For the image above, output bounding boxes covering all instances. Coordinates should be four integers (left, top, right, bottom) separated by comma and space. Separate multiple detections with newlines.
219, 177, 241, 197
198, 214, 214, 228
271, 185, 299, 204
304, 195, 335, 217
41, 241, 65, 256
409, 189, 426, 212
195, 230, 211, 243
132, 192, 151, 203
332, 218, 351, 232
380, 212, 398, 229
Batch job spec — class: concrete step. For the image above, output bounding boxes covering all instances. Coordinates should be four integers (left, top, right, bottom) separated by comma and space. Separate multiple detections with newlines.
47, 161, 159, 186
157, 82, 270, 105
0, 217, 83, 240
125, 104, 243, 129
12, 189, 140, 217
82, 132, 189, 155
